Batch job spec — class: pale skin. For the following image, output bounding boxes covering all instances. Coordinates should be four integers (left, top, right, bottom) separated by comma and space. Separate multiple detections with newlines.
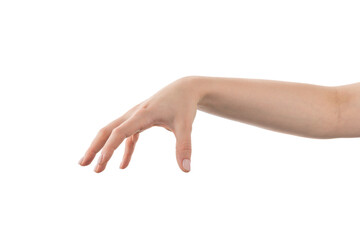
78, 76, 360, 173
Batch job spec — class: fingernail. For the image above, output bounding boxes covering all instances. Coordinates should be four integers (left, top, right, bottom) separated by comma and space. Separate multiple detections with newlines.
182, 159, 191, 172
94, 164, 101, 173
79, 157, 84, 165
97, 154, 104, 165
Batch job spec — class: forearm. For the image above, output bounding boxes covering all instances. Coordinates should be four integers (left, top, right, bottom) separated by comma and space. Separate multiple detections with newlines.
190, 76, 342, 139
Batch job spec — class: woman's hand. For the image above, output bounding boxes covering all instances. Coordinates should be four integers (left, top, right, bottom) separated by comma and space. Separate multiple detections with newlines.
79, 77, 200, 173
79, 74, 350, 174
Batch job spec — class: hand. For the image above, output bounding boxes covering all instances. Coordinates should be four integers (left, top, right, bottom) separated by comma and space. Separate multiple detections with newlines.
79, 77, 200, 173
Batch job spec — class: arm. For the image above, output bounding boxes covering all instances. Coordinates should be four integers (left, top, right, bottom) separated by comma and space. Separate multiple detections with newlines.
79, 76, 360, 173
194, 76, 356, 139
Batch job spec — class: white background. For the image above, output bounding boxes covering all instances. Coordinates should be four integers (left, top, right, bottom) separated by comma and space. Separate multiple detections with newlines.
1, 0, 360, 239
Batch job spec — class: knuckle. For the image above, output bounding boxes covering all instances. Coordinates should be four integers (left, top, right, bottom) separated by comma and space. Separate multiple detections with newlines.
140, 103, 150, 110
138, 98, 151, 109
178, 147, 192, 158
126, 100, 147, 116
102, 146, 114, 154
112, 127, 127, 139
136, 110, 154, 127
137, 106, 150, 116
97, 127, 110, 138
177, 141, 192, 152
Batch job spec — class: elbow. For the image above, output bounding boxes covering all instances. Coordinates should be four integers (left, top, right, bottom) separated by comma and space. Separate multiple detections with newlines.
324, 83, 360, 138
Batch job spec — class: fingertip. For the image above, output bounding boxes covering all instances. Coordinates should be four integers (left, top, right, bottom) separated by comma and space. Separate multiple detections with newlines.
78, 157, 84, 166
119, 161, 128, 169
94, 164, 103, 173
180, 167, 190, 173
81, 161, 91, 166
79, 152, 96, 166
79, 158, 92, 166
182, 159, 191, 173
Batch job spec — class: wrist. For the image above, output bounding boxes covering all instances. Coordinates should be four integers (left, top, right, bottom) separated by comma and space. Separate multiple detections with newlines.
178, 75, 209, 106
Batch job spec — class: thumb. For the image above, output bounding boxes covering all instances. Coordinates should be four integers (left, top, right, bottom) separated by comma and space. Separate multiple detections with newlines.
175, 123, 192, 173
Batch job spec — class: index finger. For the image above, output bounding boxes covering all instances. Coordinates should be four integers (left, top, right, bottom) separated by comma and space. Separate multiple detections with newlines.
79, 109, 136, 166
94, 110, 152, 173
